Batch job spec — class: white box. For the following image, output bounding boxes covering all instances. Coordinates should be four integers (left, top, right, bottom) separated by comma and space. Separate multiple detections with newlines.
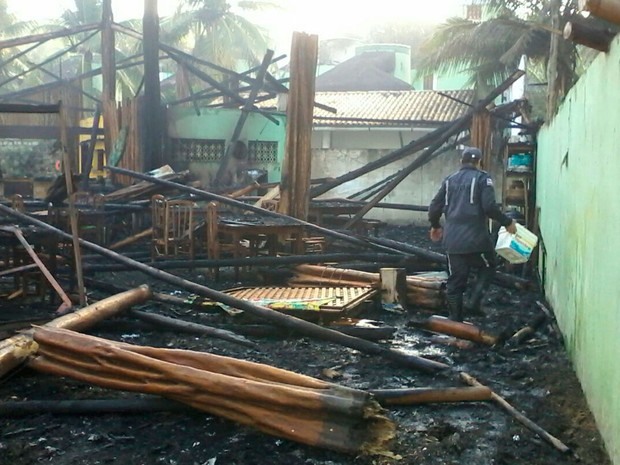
495, 223, 539, 264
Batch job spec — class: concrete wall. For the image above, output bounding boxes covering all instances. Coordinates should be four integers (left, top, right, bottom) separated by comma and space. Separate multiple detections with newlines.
537, 36, 620, 465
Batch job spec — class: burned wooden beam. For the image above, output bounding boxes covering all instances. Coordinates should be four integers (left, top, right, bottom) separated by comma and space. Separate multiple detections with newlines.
0, 23, 100, 50
0, 204, 447, 373
563, 21, 617, 52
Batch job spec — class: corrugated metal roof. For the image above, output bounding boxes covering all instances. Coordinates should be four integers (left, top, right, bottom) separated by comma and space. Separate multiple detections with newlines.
312, 89, 475, 127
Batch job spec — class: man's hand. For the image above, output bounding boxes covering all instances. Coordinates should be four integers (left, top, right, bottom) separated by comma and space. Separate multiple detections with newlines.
430, 227, 443, 242
506, 220, 518, 234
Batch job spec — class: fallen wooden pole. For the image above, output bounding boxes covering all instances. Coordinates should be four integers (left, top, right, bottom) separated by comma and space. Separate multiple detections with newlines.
370, 386, 492, 405
0, 285, 152, 379
82, 252, 407, 273
0, 396, 192, 417
409, 316, 498, 346
0, 204, 448, 373
109, 227, 152, 250
128, 309, 256, 348
460, 372, 573, 456
508, 313, 547, 345
8, 227, 73, 311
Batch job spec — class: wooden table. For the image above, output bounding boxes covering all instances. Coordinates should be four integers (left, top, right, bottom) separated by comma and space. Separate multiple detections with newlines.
217, 219, 306, 257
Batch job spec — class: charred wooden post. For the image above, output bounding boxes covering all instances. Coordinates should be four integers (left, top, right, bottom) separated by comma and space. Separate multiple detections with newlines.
278, 32, 318, 220
101, 0, 116, 160
379, 268, 407, 304
0, 285, 152, 379
81, 104, 102, 189
579, 0, 620, 24
60, 102, 86, 307
143, 0, 163, 169
563, 21, 616, 52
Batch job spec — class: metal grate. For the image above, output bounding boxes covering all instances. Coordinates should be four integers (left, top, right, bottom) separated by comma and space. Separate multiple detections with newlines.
224, 286, 377, 314
170, 138, 226, 162
248, 141, 278, 163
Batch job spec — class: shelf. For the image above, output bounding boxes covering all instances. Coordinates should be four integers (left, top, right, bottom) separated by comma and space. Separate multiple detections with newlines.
507, 143, 535, 153
505, 170, 533, 177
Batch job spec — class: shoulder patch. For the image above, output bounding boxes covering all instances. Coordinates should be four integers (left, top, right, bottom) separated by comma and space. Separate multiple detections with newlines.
486, 178, 494, 186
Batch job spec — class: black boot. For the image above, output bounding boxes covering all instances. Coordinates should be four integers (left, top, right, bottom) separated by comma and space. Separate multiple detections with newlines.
447, 294, 463, 322
465, 268, 493, 315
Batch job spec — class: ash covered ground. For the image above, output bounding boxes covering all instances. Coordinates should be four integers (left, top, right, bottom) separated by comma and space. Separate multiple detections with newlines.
0, 225, 610, 465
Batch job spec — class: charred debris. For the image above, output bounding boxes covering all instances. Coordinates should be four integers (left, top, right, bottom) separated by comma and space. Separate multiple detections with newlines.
0, 8, 585, 462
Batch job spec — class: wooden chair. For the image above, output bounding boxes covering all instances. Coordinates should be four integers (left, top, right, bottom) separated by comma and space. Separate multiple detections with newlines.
151, 195, 196, 261
151, 194, 168, 260
10, 194, 25, 213
205, 201, 248, 280
166, 199, 195, 260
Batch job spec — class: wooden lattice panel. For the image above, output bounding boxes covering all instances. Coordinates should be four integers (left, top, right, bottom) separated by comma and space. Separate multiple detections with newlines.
225, 286, 377, 314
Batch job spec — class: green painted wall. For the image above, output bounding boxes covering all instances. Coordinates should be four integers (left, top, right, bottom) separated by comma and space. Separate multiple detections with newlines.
411, 68, 472, 91
166, 106, 287, 185
537, 36, 620, 465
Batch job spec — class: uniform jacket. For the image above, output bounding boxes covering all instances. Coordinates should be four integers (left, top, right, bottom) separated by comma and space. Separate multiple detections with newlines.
428, 165, 513, 254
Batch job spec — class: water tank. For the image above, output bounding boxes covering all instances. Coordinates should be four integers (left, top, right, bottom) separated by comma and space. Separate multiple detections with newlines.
355, 44, 412, 84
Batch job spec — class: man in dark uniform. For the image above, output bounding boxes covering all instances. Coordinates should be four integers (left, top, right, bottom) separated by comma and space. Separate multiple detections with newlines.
428, 147, 517, 321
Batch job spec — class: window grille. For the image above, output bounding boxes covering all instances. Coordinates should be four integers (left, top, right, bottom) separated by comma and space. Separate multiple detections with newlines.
170, 138, 225, 162
248, 141, 278, 163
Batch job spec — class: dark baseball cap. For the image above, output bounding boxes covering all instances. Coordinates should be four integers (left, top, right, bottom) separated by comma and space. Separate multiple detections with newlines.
461, 147, 482, 162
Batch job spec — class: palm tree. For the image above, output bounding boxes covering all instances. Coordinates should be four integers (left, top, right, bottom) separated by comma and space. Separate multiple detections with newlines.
0, 0, 42, 93
416, 0, 614, 113
160, 0, 275, 71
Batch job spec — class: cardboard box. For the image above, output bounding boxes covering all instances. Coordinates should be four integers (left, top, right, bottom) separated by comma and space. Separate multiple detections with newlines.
495, 223, 538, 264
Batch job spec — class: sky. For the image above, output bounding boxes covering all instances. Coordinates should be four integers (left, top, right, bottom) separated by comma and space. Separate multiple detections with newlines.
6, 0, 464, 27
6, 0, 465, 51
